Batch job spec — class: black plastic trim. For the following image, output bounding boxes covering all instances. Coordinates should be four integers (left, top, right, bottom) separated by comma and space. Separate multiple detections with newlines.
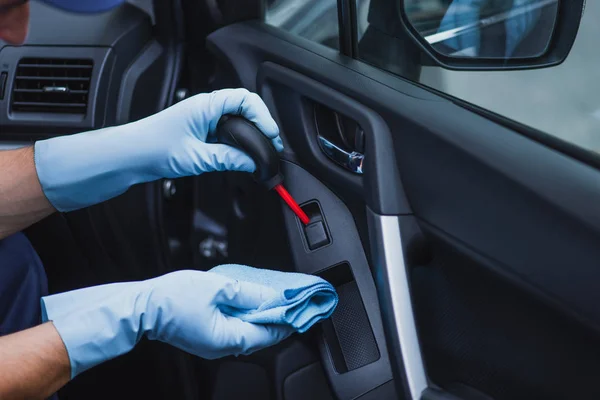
0, 46, 112, 131
0, 71, 7, 100
149, 0, 187, 275
437, 90, 600, 175
152, 0, 185, 109
421, 388, 464, 400
116, 40, 164, 124
337, 0, 357, 57
279, 160, 394, 399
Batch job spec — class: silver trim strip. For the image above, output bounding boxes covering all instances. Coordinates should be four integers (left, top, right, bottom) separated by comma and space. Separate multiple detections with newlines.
370, 213, 428, 400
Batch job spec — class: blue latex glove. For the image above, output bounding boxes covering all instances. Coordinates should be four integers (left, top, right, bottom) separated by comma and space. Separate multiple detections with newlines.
41, 269, 295, 378
34, 89, 283, 212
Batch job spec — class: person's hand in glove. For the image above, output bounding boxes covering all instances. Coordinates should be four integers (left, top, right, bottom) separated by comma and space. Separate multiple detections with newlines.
34, 88, 283, 211
41, 269, 295, 378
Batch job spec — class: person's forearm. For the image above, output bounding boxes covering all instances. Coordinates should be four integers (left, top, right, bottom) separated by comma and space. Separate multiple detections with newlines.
0, 147, 54, 239
0, 90, 280, 239
0, 322, 70, 400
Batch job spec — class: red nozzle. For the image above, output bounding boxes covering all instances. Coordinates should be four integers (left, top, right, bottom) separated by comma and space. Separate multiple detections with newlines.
274, 184, 310, 225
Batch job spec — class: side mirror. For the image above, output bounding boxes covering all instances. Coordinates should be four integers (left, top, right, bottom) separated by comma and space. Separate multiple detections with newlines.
399, 0, 585, 70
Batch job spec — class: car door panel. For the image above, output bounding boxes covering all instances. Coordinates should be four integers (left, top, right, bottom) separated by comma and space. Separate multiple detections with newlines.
207, 20, 600, 400
261, 61, 410, 398
279, 160, 394, 399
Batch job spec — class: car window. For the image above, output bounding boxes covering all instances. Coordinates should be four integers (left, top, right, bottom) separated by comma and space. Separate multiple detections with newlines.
264, 0, 600, 156
356, 0, 600, 155
264, 0, 340, 50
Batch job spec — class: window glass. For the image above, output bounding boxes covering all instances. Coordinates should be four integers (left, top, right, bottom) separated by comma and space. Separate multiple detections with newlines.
264, 0, 340, 50
357, 0, 600, 155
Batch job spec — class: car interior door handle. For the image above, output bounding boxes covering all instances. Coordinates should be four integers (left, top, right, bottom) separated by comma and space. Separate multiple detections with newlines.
318, 135, 364, 174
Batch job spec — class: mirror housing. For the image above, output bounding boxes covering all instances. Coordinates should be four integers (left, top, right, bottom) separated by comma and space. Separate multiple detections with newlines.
397, 0, 586, 70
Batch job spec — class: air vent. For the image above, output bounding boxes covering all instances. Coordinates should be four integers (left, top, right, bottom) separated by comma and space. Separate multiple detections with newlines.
11, 58, 93, 114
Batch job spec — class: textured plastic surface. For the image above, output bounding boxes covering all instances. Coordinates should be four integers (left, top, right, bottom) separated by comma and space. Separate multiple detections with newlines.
331, 281, 380, 371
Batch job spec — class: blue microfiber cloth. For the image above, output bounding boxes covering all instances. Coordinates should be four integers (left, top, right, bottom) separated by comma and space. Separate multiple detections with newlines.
210, 264, 338, 333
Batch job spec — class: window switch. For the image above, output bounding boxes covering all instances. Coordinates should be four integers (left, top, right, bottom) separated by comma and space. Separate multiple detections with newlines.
0, 72, 7, 100
305, 220, 330, 250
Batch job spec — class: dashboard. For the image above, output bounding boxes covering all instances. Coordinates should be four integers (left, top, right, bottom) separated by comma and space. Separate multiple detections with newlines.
0, 1, 168, 141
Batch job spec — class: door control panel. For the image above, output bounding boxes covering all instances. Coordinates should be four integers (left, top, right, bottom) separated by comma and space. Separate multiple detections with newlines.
279, 161, 394, 399
300, 201, 331, 251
